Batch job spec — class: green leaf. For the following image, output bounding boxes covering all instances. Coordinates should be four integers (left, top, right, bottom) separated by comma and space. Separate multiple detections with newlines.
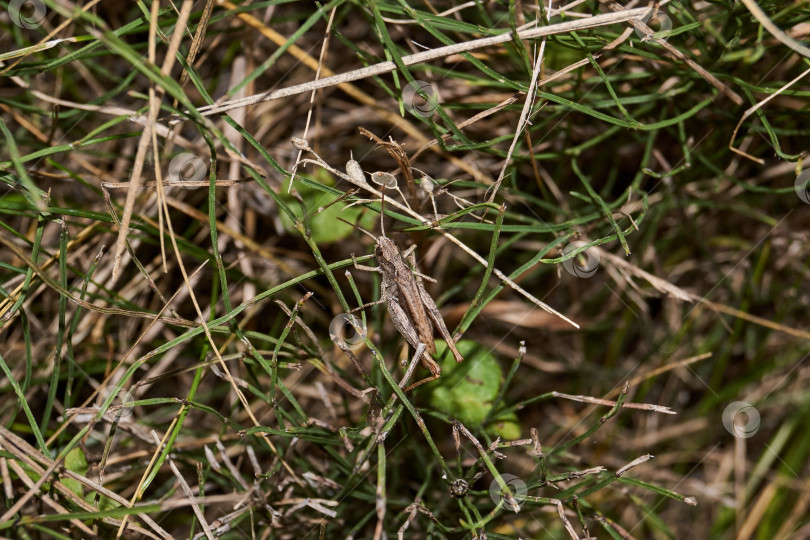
63, 447, 88, 496
62, 477, 83, 497
427, 340, 505, 429
280, 169, 377, 243
84, 491, 121, 512
65, 446, 88, 475
488, 411, 521, 440
285, 200, 376, 244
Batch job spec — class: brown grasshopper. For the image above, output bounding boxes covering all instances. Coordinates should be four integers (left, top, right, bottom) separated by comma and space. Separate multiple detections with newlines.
346, 194, 464, 391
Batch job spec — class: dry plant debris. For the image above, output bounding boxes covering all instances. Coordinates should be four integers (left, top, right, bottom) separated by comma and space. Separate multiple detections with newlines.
1, 1, 809, 538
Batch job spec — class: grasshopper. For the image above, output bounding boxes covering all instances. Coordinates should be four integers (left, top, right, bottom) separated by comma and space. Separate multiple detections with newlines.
347, 194, 464, 391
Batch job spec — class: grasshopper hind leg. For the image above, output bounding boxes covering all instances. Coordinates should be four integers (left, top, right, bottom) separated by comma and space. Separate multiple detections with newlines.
387, 299, 443, 391
403, 355, 442, 392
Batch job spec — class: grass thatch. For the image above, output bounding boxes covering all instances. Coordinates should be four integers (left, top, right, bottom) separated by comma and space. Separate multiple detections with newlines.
1, 0, 809, 538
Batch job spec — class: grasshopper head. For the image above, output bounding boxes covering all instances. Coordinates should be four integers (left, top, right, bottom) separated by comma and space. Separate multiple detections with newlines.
375, 237, 401, 268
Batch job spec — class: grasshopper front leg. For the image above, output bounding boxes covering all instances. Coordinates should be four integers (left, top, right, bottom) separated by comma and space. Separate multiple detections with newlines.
349, 254, 389, 313
352, 253, 381, 274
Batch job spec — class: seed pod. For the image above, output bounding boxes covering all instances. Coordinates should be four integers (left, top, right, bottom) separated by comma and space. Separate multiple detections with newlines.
370, 171, 397, 189
346, 159, 365, 183
290, 137, 310, 151
419, 173, 434, 195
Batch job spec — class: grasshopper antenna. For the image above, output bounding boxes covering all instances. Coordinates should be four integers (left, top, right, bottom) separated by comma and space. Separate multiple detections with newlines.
336, 216, 377, 241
